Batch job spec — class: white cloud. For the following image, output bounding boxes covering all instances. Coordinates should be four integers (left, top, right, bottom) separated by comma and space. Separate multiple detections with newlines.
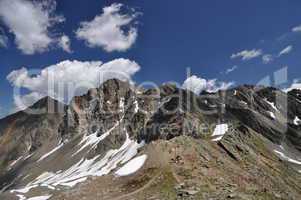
279, 45, 293, 56
262, 54, 274, 64
231, 49, 263, 61
0, 0, 66, 54
182, 75, 234, 94
13, 92, 45, 112
283, 79, 301, 92
206, 79, 234, 93
225, 65, 238, 74
182, 76, 207, 95
292, 25, 301, 33
7, 58, 141, 110
76, 3, 139, 52
58, 35, 72, 53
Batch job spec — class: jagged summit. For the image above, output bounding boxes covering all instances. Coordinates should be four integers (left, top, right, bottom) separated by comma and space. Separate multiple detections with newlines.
0, 79, 301, 200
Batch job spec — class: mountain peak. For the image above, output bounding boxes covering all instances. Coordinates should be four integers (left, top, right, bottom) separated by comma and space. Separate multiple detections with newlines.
28, 96, 65, 114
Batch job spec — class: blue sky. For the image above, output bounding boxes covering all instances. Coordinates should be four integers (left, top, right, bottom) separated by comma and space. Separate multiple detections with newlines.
1, 0, 301, 118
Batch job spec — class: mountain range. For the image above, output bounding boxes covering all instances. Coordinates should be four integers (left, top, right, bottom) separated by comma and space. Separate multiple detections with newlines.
0, 79, 301, 200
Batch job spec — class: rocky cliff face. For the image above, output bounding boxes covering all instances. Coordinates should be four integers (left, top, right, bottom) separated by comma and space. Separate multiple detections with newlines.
0, 79, 301, 200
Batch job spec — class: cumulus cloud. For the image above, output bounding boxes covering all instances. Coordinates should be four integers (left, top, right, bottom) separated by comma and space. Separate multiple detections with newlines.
7, 58, 140, 111
58, 35, 72, 53
0, 0, 66, 54
231, 49, 262, 61
283, 81, 301, 93
182, 75, 234, 94
279, 45, 293, 56
13, 92, 45, 112
262, 54, 274, 64
225, 66, 238, 74
292, 25, 301, 33
76, 3, 139, 52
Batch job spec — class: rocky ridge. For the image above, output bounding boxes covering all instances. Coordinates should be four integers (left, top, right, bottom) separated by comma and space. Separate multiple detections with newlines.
0, 79, 301, 199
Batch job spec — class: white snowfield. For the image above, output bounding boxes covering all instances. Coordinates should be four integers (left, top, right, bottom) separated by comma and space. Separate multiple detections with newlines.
15, 194, 51, 200
294, 116, 301, 125
211, 124, 229, 141
27, 195, 52, 200
8, 156, 23, 170
134, 99, 139, 113
38, 143, 64, 162
274, 149, 301, 165
115, 154, 147, 176
265, 99, 279, 112
268, 111, 276, 119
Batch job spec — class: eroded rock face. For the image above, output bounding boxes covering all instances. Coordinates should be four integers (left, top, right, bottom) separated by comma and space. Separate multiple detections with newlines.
0, 79, 301, 199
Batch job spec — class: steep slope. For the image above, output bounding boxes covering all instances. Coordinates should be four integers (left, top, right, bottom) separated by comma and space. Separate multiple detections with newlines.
0, 79, 301, 200
0, 97, 66, 191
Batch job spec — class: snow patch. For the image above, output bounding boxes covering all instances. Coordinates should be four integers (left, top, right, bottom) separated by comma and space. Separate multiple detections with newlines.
16, 194, 26, 200
240, 101, 247, 105
119, 97, 125, 112
274, 149, 301, 165
268, 111, 276, 119
27, 195, 52, 200
133, 100, 139, 113
212, 135, 224, 142
38, 143, 64, 162
265, 99, 278, 112
8, 156, 23, 170
211, 124, 229, 141
11, 185, 37, 194
74, 116, 124, 155
293, 116, 301, 125
115, 154, 147, 176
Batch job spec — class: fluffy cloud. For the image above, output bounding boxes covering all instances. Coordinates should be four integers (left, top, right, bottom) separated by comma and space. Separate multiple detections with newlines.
225, 66, 238, 74
231, 49, 262, 61
0, 0, 67, 54
284, 83, 301, 93
76, 3, 139, 52
182, 75, 234, 94
58, 35, 72, 53
13, 92, 45, 112
292, 25, 301, 33
283, 79, 301, 92
7, 58, 140, 110
279, 45, 293, 56
262, 54, 274, 64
